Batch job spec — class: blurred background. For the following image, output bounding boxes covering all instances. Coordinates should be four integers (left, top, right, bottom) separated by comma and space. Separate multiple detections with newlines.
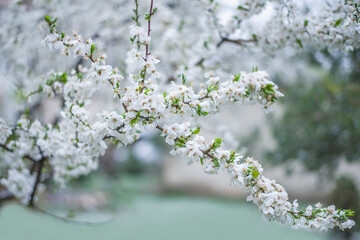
0, 0, 359, 240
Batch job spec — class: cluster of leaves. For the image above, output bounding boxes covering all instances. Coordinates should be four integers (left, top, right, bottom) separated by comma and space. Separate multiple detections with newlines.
351, 3, 360, 23
174, 127, 201, 149
15, 72, 67, 101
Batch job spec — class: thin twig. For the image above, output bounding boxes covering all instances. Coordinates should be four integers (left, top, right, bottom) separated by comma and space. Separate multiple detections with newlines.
31, 205, 116, 225
195, 36, 257, 67
156, 125, 164, 131
220, 37, 257, 46
145, 0, 154, 62
0, 143, 37, 163
0, 143, 12, 152
84, 53, 124, 111
140, 0, 155, 90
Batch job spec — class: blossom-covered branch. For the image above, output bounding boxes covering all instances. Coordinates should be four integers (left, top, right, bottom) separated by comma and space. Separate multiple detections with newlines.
201, 0, 360, 52
159, 123, 355, 232
0, 0, 356, 233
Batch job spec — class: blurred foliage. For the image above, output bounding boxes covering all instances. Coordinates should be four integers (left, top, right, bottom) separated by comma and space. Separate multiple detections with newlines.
330, 176, 360, 239
268, 49, 360, 174
268, 49, 360, 238
99, 135, 166, 177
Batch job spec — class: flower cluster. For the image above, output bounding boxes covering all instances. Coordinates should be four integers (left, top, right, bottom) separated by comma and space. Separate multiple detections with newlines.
200, 0, 360, 52
0, 118, 11, 144
257, 0, 360, 51
42, 30, 93, 58
162, 70, 283, 117
0, 168, 35, 204
130, 25, 151, 46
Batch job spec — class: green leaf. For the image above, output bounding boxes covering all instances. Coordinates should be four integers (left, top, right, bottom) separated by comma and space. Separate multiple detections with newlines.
213, 158, 220, 167
140, 69, 146, 78
212, 138, 222, 149
130, 118, 139, 127
345, 210, 355, 217
46, 77, 54, 85
203, 41, 209, 50
233, 74, 241, 82
207, 84, 218, 93
304, 19, 309, 28
182, 73, 186, 84
229, 151, 237, 163
45, 15, 51, 24
196, 106, 208, 116
191, 127, 200, 135
296, 39, 303, 48
175, 138, 186, 148
334, 18, 342, 27
90, 44, 96, 55
25, 107, 30, 116
172, 98, 181, 106
263, 84, 275, 95
252, 170, 260, 179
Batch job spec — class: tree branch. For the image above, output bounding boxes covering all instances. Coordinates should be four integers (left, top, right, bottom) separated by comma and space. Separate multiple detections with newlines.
140, 0, 155, 91
31, 205, 115, 225
195, 36, 257, 67
28, 157, 45, 207
0, 143, 37, 163
0, 190, 14, 203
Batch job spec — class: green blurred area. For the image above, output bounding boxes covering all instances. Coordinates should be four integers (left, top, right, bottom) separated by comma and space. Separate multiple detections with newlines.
268, 49, 360, 174
266, 50, 360, 239
0, 192, 328, 240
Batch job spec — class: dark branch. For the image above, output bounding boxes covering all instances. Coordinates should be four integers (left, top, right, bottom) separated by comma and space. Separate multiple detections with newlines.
0, 143, 12, 152
0, 143, 37, 163
195, 36, 256, 67
0, 189, 14, 203
28, 157, 45, 207
220, 37, 257, 46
